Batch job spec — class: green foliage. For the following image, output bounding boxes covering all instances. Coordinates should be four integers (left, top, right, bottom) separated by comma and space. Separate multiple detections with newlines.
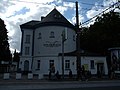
80, 11, 120, 55
13, 50, 20, 62
0, 18, 12, 62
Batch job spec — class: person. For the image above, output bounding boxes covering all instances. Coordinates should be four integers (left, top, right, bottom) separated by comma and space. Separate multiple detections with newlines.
112, 53, 117, 64
82, 65, 85, 80
51, 64, 55, 73
49, 71, 51, 80
69, 69, 73, 79
77, 66, 82, 80
55, 71, 60, 79
97, 70, 100, 78
50, 64, 55, 80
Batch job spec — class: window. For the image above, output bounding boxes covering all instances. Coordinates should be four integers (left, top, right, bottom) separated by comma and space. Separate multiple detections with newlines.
49, 31, 55, 38
54, 14, 61, 19
38, 33, 42, 39
49, 60, 54, 69
25, 35, 30, 43
90, 60, 95, 69
65, 60, 70, 70
36, 60, 40, 70
25, 47, 30, 55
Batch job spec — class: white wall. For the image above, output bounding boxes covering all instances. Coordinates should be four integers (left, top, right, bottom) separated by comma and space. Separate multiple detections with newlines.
21, 29, 33, 56
19, 56, 32, 71
19, 29, 33, 72
34, 26, 76, 56
32, 56, 59, 74
20, 25, 76, 73
81, 56, 108, 75
32, 56, 77, 75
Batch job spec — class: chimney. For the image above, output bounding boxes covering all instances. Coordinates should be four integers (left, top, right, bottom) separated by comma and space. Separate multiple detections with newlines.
41, 16, 45, 21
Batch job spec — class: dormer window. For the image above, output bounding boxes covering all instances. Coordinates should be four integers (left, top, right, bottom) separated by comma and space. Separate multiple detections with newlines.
50, 31, 55, 38
54, 14, 61, 19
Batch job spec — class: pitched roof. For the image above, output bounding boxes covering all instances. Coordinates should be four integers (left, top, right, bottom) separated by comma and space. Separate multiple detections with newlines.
20, 20, 40, 29
40, 8, 71, 24
20, 8, 75, 29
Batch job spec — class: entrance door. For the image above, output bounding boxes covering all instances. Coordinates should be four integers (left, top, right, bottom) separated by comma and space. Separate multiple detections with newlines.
24, 60, 29, 72
97, 63, 104, 77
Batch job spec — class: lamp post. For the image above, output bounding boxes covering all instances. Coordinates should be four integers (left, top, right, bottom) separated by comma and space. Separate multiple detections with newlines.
61, 0, 81, 79
61, 28, 67, 79
62, 35, 64, 79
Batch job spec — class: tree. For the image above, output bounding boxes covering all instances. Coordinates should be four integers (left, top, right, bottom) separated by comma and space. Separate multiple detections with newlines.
13, 49, 20, 71
80, 11, 120, 55
0, 18, 12, 63
13, 50, 20, 62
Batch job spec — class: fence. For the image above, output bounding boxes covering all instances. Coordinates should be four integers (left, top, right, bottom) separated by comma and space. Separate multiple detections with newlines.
0, 73, 43, 80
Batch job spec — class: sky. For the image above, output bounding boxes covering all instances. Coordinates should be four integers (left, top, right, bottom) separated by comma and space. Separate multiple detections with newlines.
0, 0, 119, 53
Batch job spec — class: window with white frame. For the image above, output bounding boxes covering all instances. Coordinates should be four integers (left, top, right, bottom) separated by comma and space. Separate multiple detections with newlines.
25, 47, 30, 55
65, 60, 70, 70
25, 35, 30, 43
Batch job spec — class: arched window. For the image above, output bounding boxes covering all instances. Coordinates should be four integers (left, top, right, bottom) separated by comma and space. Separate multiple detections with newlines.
24, 60, 29, 71
50, 31, 55, 38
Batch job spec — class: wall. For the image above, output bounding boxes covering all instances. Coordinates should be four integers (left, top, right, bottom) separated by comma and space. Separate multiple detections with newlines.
34, 26, 76, 56
81, 56, 108, 75
21, 29, 33, 56
32, 56, 77, 75
19, 56, 32, 71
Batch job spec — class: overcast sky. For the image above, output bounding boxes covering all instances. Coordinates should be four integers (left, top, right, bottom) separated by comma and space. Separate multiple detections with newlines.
0, 0, 118, 53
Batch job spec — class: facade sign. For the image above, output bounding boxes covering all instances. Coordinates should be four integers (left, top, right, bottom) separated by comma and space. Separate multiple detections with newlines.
43, 41, 61, 47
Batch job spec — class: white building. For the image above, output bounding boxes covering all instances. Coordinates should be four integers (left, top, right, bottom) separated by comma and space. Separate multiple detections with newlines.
19, 8, 77, 75
19, 8, 108, 76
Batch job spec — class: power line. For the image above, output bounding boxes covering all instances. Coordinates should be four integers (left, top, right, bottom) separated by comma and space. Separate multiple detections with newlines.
63, 0, 109, 7
9, 0, 119, 26
81, 1, 120, 26
10, 0, 49, 5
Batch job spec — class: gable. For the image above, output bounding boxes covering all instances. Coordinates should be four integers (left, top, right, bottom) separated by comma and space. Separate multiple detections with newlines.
20, 8, 75, 30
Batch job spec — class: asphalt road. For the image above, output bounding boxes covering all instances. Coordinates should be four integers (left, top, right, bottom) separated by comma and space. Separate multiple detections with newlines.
0, 80, 120, 90
27, 86, 120, 90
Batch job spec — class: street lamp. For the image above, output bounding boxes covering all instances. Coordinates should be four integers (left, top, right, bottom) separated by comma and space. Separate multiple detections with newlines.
61, 28, 67, 79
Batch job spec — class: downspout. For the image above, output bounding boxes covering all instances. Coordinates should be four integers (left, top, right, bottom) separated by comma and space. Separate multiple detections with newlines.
31, 29, 35, 72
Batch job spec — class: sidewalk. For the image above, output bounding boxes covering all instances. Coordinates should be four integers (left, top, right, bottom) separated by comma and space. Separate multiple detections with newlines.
0, 73, 120, 85
0, 77, 120, 85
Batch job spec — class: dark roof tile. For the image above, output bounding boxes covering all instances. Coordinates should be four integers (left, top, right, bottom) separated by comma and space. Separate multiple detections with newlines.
20, 8, 75, 29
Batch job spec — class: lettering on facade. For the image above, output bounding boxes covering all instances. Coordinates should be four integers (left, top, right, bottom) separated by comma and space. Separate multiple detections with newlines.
43, 41, 61, 47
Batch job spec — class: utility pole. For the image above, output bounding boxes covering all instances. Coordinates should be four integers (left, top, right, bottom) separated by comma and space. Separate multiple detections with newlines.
76, 1, 81, 74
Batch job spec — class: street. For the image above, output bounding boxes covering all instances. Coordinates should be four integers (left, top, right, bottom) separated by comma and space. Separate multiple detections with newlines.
27, 87, 120, 90
0, 80, 120, 90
